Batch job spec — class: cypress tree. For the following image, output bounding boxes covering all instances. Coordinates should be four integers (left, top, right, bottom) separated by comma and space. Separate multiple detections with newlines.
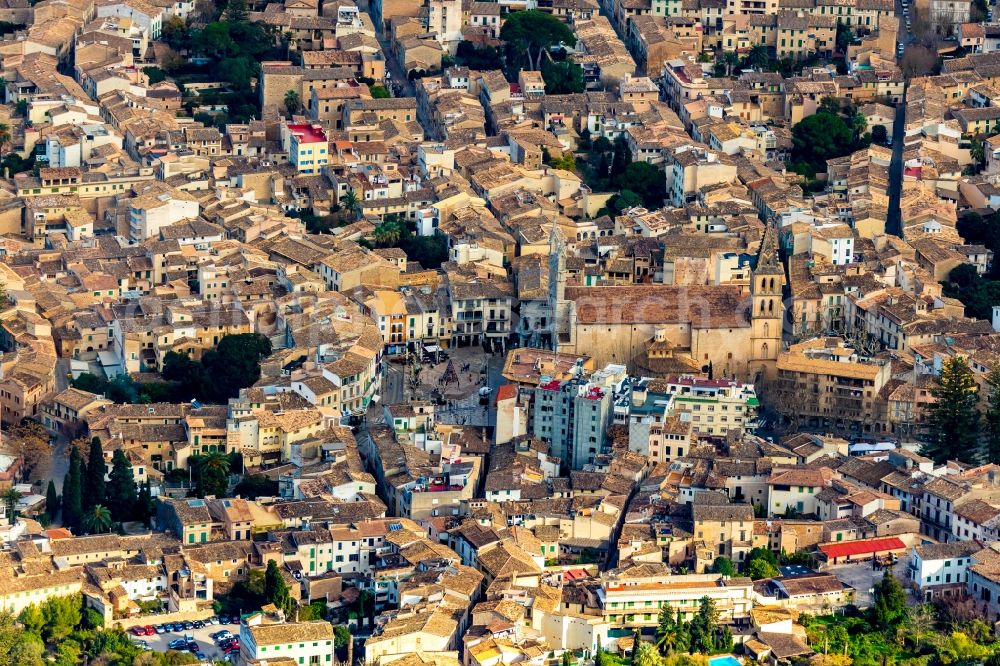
63, 446, 84, 532
136, 479, 153, 525
106, 448, 137, 522
985, 367, 1000, 464
84, 437, 105, 510
45, 480, 59, 519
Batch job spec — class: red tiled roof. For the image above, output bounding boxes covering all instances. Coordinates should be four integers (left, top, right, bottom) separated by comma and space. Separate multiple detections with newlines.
820, 537, 905, 559
495, 384, 517, 402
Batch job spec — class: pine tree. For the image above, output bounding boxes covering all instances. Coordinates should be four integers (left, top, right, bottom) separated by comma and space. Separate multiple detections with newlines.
923, 356, 981, 464
106, 449, 137, 522
63, 446, 84, 532
45, 480, 59, 519
872, 572, 907, 626
84, 437, 105, 510
985, 367, 1000, 464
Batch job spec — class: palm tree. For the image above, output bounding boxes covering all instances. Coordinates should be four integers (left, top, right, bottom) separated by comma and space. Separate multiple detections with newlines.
340, 190, 361, 220
746, 43, 770, 70
720, 50, 739, 76
283, 89, 300, 117
1, 487, 20, 522
373, 220, 401, 247
0, 123, 11, 166
201, 451, 230, 476
83, 504, 112, 534
971, 136, 986, 168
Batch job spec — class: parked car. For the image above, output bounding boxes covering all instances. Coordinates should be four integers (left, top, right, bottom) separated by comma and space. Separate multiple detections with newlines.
183, 621, 195, 630
155, 625, 167, 634
192, 620, 205, 629
186, 641, 199, 652
219, 615, 231, 625
131, 627, 147, 636
168, 639, 187, 650
214, 631, 234, 643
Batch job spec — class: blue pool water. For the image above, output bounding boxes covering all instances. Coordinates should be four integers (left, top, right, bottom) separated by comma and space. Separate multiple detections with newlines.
710, 656, 741, 666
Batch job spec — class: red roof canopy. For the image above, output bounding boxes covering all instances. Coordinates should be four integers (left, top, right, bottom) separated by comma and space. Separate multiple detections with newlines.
820, 537, 905, 559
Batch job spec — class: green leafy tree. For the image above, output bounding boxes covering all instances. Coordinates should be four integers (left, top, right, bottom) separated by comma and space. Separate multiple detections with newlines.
7, 632, 43, 666
614, 190, 643, 211
871, 124, 888, 146
499, 10, 576, 71
746, 557, 779, 580
223, 0, 248, 21
106, 448, 137, 522
45, 480, 59, 519
871, 572, 907, 627
234, 474, 279, 499
63, 445, 84, 532
17, 604, 44, 634
264, 559, 292, 616
202, 333, 272, 402
541, 58, 584, 94
712, 556, 735, 576
40, 595, 82, 642
936, 632, 990, 665
922, 356, 980, 464
615, 161, 666, 208
369, 85, 390, 98
789, 111, 855, 179
142, 66, 167, 84
84, 436, 105, 510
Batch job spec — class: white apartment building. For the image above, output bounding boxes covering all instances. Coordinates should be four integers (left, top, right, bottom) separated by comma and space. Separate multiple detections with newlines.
908, 542, 979, 601
240, 620, 335, 665
599, 571, 753, 628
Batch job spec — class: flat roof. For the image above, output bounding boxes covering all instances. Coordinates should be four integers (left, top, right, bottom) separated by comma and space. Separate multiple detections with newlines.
288, 124, 327, 143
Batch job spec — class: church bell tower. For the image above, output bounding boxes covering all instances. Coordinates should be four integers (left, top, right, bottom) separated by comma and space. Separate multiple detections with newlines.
750, 223, 784, 376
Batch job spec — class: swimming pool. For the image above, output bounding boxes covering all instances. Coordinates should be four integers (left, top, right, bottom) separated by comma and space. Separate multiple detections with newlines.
709, 655, 741, 666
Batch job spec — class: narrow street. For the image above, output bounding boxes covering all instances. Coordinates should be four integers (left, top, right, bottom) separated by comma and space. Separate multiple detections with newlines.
886, 84, 907, 237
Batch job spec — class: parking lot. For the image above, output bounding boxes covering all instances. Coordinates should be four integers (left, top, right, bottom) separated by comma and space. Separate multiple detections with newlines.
827, 551, 911, 608
131, 618, 240, 661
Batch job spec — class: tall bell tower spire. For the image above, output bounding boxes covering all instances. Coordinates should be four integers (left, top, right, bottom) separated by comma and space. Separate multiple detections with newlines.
750, 223, 784, 374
